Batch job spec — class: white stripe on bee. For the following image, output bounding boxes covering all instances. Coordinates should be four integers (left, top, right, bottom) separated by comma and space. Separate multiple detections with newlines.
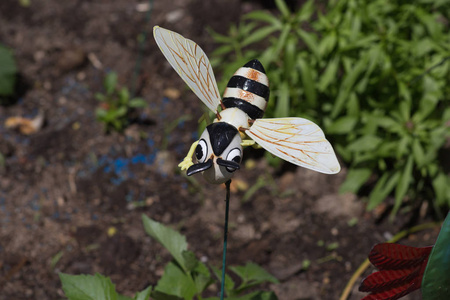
233, 67, 269, 86
223, 87, 268, 110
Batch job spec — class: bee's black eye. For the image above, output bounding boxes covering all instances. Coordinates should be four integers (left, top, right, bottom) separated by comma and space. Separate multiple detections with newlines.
195, 139, 208, 163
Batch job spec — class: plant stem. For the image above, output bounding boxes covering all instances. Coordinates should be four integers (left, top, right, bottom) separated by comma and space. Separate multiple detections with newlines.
220, 180, 232, 300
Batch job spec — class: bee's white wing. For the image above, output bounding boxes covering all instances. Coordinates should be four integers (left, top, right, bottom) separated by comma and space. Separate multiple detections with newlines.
246, 118, 341, 174
153, 26, 221, 113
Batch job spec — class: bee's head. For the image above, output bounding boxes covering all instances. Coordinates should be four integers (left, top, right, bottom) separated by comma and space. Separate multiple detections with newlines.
187, 122, 242, 184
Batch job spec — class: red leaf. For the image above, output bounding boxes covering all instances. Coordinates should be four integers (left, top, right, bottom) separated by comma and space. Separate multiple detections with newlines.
360, 280, 419, 300
369, 243, 432, 270
360, 267, 420, 292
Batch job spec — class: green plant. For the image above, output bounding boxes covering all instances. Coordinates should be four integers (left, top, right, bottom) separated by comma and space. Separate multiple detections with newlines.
0, 44, 18, 103
95, 72, 147, 132
209, 0, 450, 217
59, 215, 279, 300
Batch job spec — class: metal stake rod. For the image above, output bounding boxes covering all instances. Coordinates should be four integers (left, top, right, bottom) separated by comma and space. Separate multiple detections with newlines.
220, 180, 231, 300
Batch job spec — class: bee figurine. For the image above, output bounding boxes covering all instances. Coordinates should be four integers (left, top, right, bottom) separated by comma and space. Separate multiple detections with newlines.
154, 26, 340, 184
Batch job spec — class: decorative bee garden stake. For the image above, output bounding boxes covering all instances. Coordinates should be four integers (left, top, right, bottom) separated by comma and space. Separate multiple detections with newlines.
153, 26, 341, 299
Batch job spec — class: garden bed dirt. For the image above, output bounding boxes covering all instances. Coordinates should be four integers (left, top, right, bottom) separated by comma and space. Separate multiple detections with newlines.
0, 1, 442, 299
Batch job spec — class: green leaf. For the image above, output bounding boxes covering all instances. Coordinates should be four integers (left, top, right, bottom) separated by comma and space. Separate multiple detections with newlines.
245, 11, 281, 28
105, 72, 118, 95
207, 29, 233, 44
0, 45, 17, 73
332, 55, 367, 118
142, 215, 188, 270
211, 44, 234, 57
242, 26, 279, 47
211, 265, 235, 295
229, 262, 279, 291
367, 171, 400, 211
95, 93, 106, 102
275, 0, 290, 18
182, 250, 199, 272
318, 55, 339, 92
326, 116, 357, 134
296, 0, 314, 22
346, 135, 382, 152
422, 213, 450, 299
129, 98, 147, 108
296, 29, 319, 58
412, 139, 426, 167
59, 273, 119, 300
133, 286, 152, 300
0, 45, 17, 96
432, 172, 450, 206
119, 87, 130, 104
392, 156, 414, 216
274, 82, 290, 117
298, 57, 317, 107
318, 30, 337, 58
192, 261, 213, 294
227, 291, 278, 300
151, 291, 183, 300
154, 262, 196, 300
340, 168, 372, 194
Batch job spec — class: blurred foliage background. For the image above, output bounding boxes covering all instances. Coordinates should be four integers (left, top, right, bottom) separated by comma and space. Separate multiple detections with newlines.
209, 0, 450, 218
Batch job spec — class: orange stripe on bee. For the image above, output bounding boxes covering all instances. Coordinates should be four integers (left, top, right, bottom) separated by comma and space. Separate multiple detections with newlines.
234, 67, 269, 86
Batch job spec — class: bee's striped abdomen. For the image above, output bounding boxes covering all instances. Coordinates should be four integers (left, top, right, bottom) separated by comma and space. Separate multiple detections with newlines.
222, 59, 269, 120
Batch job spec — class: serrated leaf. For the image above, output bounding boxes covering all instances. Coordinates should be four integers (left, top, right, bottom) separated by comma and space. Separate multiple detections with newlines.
133, 286, 152, 300
191, 258, 212, 292
154, 262, 196, 300
151, 291, 183, 300
229, 262, 279, 287
182, 250, 198, 272
59, 273, 119, 300
227, 291, 278, 300
340, 168, 372, 194
142, 215, 188, 270
211, 265, 235, 295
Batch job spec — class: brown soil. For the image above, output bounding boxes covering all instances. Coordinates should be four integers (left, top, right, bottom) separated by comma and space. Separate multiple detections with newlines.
0, 1, 441, 299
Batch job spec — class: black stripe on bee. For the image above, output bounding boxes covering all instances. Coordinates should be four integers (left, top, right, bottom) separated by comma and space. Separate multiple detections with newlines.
226, 76, 270, 101
244, 59, 266, 73
222, 97, 265, 120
